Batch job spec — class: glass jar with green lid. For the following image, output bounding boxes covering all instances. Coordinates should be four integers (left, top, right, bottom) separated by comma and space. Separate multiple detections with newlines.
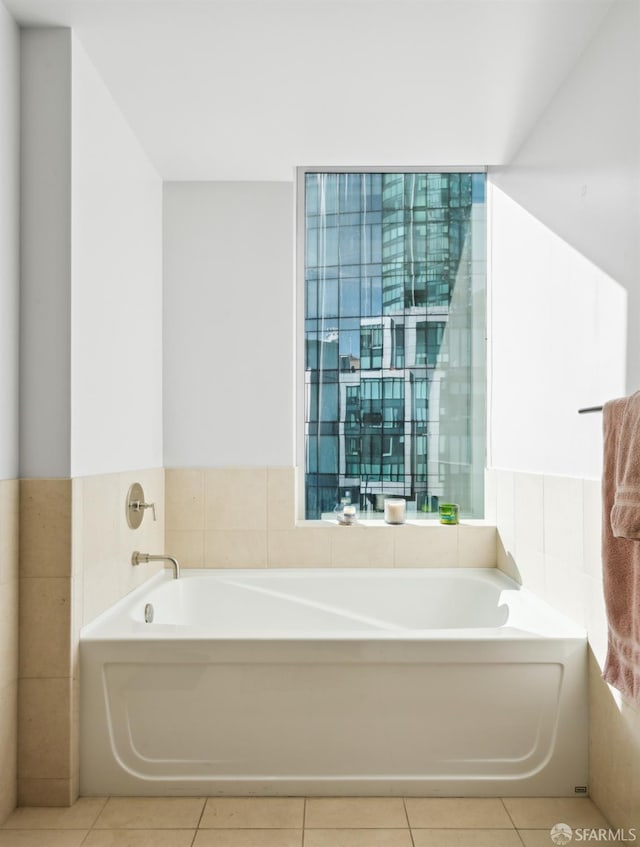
439, 503, 459, 525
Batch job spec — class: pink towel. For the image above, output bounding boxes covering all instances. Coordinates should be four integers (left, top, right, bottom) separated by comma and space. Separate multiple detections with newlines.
611, 391, 640, 538
602, 395, 640, 705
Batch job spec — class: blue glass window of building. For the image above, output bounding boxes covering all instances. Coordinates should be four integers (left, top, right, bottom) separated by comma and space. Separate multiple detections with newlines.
303, 171, 486, 520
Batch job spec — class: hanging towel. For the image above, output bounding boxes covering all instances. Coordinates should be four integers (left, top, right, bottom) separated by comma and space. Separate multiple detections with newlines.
611, 391, 640, 538
602, 395, 640, 705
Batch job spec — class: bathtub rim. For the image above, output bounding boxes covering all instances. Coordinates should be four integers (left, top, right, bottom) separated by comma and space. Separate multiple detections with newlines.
79, 566, 587, 644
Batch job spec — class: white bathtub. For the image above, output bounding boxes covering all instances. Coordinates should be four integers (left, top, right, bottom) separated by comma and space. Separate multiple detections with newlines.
80, 567, 588, 797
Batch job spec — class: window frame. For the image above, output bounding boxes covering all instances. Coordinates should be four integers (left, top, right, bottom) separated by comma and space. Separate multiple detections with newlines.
295, 165, 487, 522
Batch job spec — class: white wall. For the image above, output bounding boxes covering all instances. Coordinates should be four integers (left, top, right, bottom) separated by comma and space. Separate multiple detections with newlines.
487, 0, 640, 827
20, 28, 72, 478
20, 28, 163, 478
488, 184, 627, 478
163, 182, 294, 468
0, 1, 19, 480
71, 35, 163, 477
489, 0, 640, 479
162, 3, 639, 479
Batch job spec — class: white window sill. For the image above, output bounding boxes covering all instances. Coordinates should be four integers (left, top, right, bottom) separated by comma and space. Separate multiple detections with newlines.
296, 517, 495, 529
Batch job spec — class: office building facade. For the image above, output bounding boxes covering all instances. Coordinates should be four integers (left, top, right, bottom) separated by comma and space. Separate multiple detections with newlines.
304, 171, 486, 519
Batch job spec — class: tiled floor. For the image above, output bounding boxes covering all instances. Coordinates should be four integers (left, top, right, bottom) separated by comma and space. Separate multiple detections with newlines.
0, 796, 610, 846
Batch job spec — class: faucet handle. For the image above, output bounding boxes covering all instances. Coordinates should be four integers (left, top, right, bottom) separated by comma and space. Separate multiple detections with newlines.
131, 500, 156, 521
126, 483, 157, 528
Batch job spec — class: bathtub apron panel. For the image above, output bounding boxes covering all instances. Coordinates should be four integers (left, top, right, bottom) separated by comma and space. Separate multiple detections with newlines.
80, 568, 588, 796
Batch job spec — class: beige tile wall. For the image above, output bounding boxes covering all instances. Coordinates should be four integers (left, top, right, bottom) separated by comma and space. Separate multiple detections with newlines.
165, 467, 497, 569
29, 464, 640, 817
17, 469, 164, 809
589, 652, 640, 827
0, 479, 19, 822
14, 465, 494, 811
74, 468, 165, 628
486, 467, 640, 828
18, 479, 74, 808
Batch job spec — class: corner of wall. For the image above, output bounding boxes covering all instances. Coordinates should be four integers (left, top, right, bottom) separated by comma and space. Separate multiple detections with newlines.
0, 479, 19, 821
18, 478, 75, 807
0, 0, 20, 823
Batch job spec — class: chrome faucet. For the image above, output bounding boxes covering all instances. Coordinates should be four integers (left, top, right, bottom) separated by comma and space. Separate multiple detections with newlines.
132, 551, 180, 580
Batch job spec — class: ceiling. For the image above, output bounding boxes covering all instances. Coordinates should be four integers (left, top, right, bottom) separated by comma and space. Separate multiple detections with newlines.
6, 0, 614, 181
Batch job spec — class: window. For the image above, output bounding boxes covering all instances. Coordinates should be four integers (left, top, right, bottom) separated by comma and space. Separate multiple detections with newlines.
300, 170, 486, 520
360, 324, 383, 370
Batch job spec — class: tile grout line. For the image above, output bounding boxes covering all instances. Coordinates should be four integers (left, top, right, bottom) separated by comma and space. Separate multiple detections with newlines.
500, 797, 519, 832
402, 797, 417, 847
514, 826, 528, 847
195, 795, 207, 830
302, 796, 307, 847
78, 826, 92, 847
89, 797, 110, 831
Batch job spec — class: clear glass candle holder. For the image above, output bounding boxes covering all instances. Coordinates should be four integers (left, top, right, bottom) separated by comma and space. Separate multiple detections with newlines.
335, 504, 357, 525
384, 498, 406, 524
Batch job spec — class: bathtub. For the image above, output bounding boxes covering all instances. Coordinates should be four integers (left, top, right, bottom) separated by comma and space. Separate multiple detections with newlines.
80, 567, 588, 797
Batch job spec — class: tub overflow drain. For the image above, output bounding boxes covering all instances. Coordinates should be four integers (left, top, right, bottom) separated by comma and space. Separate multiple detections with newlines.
144, 603, 154, 623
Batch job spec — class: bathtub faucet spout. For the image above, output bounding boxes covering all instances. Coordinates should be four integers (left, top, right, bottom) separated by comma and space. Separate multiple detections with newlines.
132, 551, 181, 579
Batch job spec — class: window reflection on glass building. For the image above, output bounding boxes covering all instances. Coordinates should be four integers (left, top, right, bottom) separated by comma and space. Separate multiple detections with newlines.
304, 172, 486, 520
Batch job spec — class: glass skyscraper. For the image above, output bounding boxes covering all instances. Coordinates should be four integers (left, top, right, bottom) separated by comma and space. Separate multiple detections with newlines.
304, 171, 486, 520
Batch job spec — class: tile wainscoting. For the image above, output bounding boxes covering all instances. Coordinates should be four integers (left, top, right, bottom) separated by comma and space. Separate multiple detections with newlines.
165, 467, 497, 569
17, 469, 164, 808
0, 479, 19, 822
9, 464, 640, 826
486, 467, 640, 829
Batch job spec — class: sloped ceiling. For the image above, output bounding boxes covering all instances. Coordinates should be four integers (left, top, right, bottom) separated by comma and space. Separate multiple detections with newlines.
6, 0, 614, 179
